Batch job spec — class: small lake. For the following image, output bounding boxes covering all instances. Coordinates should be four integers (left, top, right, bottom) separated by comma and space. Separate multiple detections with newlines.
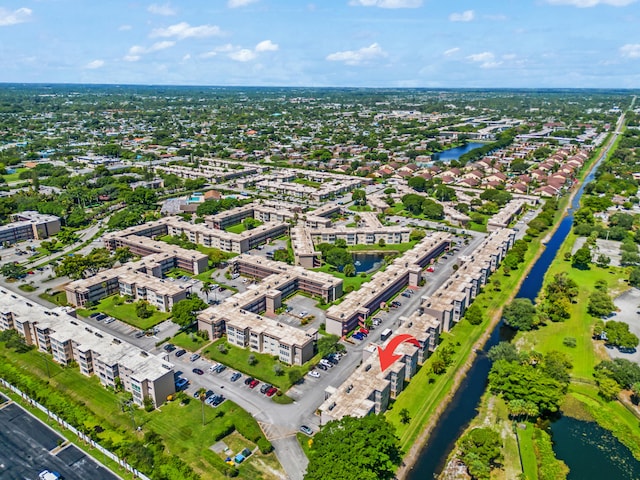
431, 142, 485, 162
352, 252, 390, 273
550, 416, 640, 480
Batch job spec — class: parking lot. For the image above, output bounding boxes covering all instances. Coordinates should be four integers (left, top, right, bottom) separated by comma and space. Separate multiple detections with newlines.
0, 396, 118, 480
608, 287, 640, 364
275, 294, 325, 331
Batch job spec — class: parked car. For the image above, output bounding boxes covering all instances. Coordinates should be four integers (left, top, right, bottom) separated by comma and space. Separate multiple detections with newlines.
316, 363, 327, 371
359, 327, 369, 335
401, 292, 411, 298
189, 353, 200, 362
192, 368, 204, 375
209, 363, 220, 372
299, 425, 314, 436
163, 343, 176, 352
134, 331, 145, 338
426, 267, 435, 272
205, 395, 216, 405
175, 378, 188, 390
266, 387, 278, 397
249, 379, 259, 388
104, 317, 115, 324
215, 364, 226, 373
89, 312, 100, 318
260, 383, 272, 394
308, 370, 320, 378
211, 395, 225, 406
205, 390, 214, 398
319, 359, 334, 368
230, 372, 242, 382
244, 376, 254, 386
175, 349, 187, 357
352, 332, 364, 341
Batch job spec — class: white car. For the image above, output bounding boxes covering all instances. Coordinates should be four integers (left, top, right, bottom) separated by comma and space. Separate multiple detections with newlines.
209, 363, 219, 372
308, 370, 320, 378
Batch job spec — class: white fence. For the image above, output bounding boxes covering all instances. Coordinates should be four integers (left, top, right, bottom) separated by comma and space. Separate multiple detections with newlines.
0, 378, 152, 480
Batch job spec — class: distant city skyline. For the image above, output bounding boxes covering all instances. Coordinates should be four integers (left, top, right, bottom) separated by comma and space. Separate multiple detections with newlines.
1, 0, 639, 88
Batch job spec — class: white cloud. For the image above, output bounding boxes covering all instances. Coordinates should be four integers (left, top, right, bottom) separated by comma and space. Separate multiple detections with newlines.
0, 7, 32, 27
620, 44, 640, 58
502, 53, 517, 60
348, 0, 422, 8
229, 49, 257, 62
119, 24, 133, 31
467, 51, 502, 68
124, 41, 175, 62
85, 60, 105, 69
182, 53, 191, 61
443, 47, 460, 57
150, 22, 223, 39
545, 0, 636, 6
326, 43, 387, 65
449, 10, 474, 22
255, 40, 278, 52
147, 3, 177, 16
228, 0, 259, 7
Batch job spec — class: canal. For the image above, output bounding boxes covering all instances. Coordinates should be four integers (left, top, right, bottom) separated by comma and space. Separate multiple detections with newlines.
406, 140, 635, 478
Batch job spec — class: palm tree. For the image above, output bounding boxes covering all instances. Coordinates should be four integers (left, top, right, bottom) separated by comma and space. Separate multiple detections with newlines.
201, 282, 212, 301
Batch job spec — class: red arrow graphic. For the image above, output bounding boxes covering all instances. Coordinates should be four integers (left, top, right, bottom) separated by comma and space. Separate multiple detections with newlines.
377, 334, 420, 373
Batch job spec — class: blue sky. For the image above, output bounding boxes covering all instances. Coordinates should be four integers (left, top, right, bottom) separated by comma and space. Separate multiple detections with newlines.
0, 0, 639, 88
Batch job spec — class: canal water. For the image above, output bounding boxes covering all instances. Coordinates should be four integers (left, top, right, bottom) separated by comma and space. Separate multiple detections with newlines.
431, 142, 485, 163
406, 144, 637, 478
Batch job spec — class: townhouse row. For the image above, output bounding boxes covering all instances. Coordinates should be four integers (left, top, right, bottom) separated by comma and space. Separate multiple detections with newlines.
0, 290, 175, 407
197, 255, 343, 365
319, 228, 517, 422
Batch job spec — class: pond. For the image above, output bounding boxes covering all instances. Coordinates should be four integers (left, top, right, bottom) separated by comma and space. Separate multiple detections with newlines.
550, 416, 640, 480
351, 252, 390, 273
431, 142, 486, 163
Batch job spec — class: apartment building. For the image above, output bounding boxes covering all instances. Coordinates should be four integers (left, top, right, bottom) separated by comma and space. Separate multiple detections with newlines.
290, 225, 321, 268
310, 225, 411, 246
230, 254, 343, 302
325, 232, 451, 336
64, 252, 194, 310
487, 199, 527, 232
421, 229, 516, 331
0, 211, 61, 245
0, 290, 175, 407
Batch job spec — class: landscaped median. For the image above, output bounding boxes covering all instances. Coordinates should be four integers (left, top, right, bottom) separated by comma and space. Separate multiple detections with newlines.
0, 341, 280, 480
203, 338, 311, 392
76, 294, 171, 330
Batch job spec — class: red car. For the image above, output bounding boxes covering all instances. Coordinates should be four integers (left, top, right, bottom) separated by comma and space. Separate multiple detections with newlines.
359, 327, 369, 335
426, 267, 435, 272
249, 379, 259, 389
266, 387, 278, 397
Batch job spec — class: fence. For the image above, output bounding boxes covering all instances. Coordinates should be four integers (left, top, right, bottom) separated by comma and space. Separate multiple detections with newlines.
0, 377, 151, 480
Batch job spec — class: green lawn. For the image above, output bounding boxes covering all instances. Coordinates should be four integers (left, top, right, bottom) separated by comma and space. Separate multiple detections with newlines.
348, 205, 372, 212
39, 290, 68, 306
2, 167, 28, 183
517, 424, 539, 480
172, 329, 210, 351
226, 223, 247, 234
0, 344, 279, 480
202, 339, 309, 391
312, 264, 373, 292
18, 283, 37, 292
83, 295, 172, 330
516, 232, 629, 380
293, 178, 321, 188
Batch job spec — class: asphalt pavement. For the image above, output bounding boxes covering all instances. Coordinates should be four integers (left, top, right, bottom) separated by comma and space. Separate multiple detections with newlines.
0, 397, 120, 480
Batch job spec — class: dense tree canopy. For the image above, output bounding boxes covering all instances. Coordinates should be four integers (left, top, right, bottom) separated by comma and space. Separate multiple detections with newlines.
305, 415, 402, 480
502, 298, 538, 331
171, 296, 208, 327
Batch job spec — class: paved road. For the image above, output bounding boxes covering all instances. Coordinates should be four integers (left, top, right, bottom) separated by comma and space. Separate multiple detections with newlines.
0, 396, 120, 480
